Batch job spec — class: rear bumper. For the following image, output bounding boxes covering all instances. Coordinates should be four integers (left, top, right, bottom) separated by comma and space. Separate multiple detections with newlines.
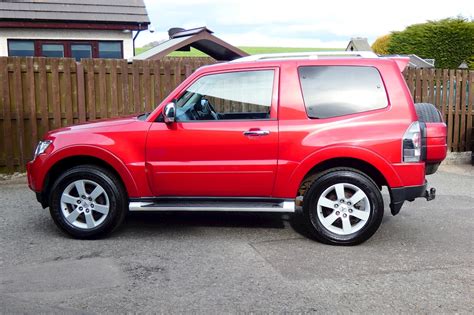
389, 182, 435, 215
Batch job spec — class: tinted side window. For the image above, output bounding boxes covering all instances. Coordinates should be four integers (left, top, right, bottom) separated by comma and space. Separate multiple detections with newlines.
298, 66, 388, 119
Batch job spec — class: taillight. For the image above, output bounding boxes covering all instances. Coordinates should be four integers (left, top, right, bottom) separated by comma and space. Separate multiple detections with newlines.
403, 121, 422, 162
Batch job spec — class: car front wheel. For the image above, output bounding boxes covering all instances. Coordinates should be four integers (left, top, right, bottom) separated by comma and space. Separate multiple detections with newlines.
49, 165, 127, 239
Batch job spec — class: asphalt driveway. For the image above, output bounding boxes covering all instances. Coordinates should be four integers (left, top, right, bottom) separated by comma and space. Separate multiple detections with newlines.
0, 165, 473, 314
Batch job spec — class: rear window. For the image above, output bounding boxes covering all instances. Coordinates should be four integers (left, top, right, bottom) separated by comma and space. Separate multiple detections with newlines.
298, 66, 388, 119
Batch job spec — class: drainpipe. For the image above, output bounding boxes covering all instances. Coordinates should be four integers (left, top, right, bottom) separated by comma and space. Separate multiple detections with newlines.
133, 26, 142, 56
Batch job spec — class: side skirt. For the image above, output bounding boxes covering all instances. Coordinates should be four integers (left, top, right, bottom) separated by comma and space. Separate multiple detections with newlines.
128, 197, 295, 213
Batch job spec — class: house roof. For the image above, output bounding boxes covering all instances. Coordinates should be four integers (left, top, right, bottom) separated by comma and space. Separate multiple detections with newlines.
134, 27, 249, 61
0, 0, 149, 28
384, 54, 435, 68
346, 37, 372, 51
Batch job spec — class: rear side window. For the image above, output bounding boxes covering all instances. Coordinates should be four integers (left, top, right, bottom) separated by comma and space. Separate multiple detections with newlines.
298, 66, 388, 119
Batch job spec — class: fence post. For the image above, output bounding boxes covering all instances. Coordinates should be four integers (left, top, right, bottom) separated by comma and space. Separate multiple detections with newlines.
142, 60, 151, 112
63, 58, 74, 125
13, 58, 25, 170
467, 71, 473, 151
97, 59, 107, 119
153, 60, 162, 107
460, 70, 468, 151
50, 58, 61, 129
0, 58, 13, 172
37, 58, 49, 135
76, 61, 87, 123
120, 59, 130, 115
25, 58, 37, 154
132, 60, 140, 113
85, 59, 96, 121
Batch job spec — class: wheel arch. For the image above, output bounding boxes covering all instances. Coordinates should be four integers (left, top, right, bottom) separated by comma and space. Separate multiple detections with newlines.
285, 146, 402, 198
298, 157, 388, 196
39, 147, 139, 207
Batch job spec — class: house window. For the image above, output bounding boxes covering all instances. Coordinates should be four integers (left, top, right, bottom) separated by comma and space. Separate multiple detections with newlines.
8, 40, 35, 57
41, 44, 64, 57
98, 42, 122, 58
7, 39, 123, 59
71, 44, 92, 61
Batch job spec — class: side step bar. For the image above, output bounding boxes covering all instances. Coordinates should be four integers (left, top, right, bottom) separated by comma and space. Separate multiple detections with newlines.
129, 198, 295, 213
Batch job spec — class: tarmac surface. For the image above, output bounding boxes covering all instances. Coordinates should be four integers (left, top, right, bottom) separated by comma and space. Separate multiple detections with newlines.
0, 165, 473, 313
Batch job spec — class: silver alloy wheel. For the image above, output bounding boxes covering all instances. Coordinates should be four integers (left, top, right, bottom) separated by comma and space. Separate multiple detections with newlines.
316, 183, 371, 235
60, 179, 110, 230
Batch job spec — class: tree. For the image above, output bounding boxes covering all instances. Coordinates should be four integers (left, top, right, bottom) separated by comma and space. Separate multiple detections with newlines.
387, 18, 474, 69
371, 34, 391, 55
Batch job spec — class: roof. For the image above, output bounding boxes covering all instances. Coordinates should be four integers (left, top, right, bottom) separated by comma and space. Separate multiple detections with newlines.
134, 27, 249, 61
346, 37, 372, 51
171, 27, 214, 38
458, 61, 469, 69
384, 54, 434, 68
0, 0, 149, 25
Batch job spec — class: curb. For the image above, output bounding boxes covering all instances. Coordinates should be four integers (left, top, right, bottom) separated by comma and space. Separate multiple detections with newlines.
441, 151, 472, 165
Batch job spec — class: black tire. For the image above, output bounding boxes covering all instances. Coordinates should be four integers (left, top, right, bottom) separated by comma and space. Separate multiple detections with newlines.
415, 103, 443, 123
49, 165, 127, 239
302, 168, 384, 245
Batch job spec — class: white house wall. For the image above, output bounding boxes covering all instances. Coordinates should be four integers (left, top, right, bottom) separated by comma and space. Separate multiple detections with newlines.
0, 28, 134, 59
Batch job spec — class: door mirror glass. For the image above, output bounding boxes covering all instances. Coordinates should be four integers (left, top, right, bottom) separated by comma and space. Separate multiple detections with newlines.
163, 102, 176, 123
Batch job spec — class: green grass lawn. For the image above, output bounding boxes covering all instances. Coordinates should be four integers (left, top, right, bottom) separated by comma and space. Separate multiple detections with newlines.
135, 46, 344, 57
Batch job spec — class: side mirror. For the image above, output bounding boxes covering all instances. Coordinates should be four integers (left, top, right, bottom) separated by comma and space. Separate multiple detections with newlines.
163, 102, 176, 123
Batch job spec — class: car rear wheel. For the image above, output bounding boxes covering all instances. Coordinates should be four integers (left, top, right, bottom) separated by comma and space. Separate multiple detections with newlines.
49, 165, 127, 239
303, 168, 384, 245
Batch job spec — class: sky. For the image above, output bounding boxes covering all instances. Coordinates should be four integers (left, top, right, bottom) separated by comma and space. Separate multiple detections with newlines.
137, 0, 473, 48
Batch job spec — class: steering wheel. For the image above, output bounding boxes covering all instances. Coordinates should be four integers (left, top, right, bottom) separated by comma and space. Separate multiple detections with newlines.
195, 97, 219, 120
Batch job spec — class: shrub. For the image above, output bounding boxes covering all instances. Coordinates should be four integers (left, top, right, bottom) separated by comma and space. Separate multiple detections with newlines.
371, 34, 391, 55
387, 18, 474, 69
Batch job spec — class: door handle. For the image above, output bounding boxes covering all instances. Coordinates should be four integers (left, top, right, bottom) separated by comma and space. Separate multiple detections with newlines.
243, 130, 270, 136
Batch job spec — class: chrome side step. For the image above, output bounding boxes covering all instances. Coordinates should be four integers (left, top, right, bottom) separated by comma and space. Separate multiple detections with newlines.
129, 199, 295, 213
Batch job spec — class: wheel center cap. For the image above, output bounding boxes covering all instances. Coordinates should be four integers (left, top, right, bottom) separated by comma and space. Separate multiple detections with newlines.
340, 205, 348, 212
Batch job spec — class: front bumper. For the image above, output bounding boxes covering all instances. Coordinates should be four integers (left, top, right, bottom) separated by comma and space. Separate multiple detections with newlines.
389, 182, 436, 215
26, 161, 36, 191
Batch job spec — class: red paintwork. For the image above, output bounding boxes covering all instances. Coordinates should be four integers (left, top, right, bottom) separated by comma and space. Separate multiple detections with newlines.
27, 57, 447, 200
425, 122, 448, 162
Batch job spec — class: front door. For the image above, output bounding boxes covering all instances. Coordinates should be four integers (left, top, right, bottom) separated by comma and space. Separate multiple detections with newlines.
146, 68, 279, 197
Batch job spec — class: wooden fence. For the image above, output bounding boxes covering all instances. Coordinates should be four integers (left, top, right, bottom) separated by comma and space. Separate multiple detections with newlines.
403, 68, 473, 153
0, 56, 472, 173
0, 57, 214, 173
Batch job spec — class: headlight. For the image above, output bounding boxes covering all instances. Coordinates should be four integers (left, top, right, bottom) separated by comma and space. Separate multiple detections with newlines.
34, 140, 52, 159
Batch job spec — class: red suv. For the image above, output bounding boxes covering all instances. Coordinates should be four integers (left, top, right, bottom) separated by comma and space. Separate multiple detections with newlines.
27, 52, 447, 245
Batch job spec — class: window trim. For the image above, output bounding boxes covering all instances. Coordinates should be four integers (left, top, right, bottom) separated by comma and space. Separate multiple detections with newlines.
297, 65, 390, 120
7, 39, 123, 59
163, 67, 280, 123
